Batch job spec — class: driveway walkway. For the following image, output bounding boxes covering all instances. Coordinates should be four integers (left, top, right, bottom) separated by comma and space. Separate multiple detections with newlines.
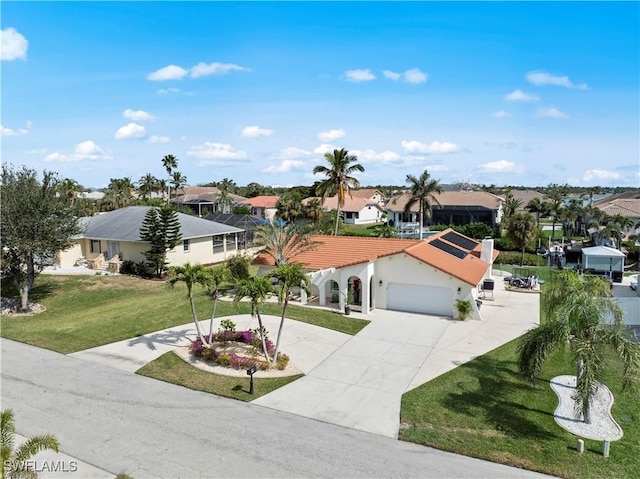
70, 272, 539, 439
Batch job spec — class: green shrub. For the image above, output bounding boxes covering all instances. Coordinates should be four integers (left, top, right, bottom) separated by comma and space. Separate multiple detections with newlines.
455, 299, 472, 321
216, 353, 231, 367
119, 260, 136, 275
226, 253, 251, 281
496, 251, 545, 266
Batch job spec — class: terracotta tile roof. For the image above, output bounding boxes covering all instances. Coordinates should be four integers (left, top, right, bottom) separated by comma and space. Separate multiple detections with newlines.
253, 228, 495, 286
240, 195, 280, 208
386, 191, 502, 212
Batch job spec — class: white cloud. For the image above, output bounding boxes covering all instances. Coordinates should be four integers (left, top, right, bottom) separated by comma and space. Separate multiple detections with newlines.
504, 89, 539, 102
344, 69, 376, 82
583, 169, 621, 182
147, 65, 188, 81
1, 27, 28, 61
157, 87, 180, 95
317, 128, 345, 142
190, 62, 249, 78
478, 160, 517, 173
401, 140, 461, 154
123, 109, 154, 121
313, 143, 338, 154
351, 149, 401, 164
403, 68, 428, 84
492, 110, 511, 118
74, 140, 110, 161
241, 125, 275, 138
148, 135, 170, 144
44, 152, 68, 162
186, 142, 247, 164
525, 71, 588, 90
536, 107, 569, 119
273, 147, 312, 159
263, 159, 306, 173
0, 124, 28, 136
383, 70, 401, 80
115, 122, 147, 140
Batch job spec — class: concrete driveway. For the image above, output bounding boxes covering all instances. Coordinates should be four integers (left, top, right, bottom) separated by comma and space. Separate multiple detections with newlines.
69, 271, 539, 439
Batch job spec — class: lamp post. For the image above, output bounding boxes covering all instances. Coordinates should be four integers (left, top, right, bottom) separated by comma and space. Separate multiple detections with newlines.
246, 365, 257, 394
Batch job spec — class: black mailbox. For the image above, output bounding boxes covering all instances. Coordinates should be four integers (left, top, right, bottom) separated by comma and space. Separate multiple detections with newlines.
483, 279, 494, 291
246, 365, 257, 376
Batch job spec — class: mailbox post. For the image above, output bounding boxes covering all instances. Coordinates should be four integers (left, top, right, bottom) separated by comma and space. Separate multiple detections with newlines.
246, 365, 257, 394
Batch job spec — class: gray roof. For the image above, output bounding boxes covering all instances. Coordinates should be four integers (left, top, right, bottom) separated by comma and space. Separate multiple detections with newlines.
581, 246, 626, 257
80, 206, 242, 242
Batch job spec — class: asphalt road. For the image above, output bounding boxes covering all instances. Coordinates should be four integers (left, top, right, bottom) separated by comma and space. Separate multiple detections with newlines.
1, 339, 551, 479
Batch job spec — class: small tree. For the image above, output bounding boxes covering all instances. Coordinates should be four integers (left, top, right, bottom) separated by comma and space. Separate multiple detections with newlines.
1, 409, 60, 479
166, 263, 211, 345
139, 205, 182, 277
233, 276, 274, 364
270, 264, 311, 362
254, 220, 319, 266
226, 253, 252, 282
205, 265, 231, 338
1, 165, 83, 311
507, 212, 536, 266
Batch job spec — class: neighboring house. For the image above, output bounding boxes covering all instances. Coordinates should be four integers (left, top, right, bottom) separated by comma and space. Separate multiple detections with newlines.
253, 228, 497, 320
593, 196, 640, 237
507, 189, 548, 212
238, 196, 280, 220
57, 206, 243, 271
386, 190, 503, 235
307, 189, 386, 225
171, 186, 247, 217
204, 213, 264, 249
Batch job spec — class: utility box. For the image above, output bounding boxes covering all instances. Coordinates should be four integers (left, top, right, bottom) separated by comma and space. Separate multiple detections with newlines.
482, 279, 494, 299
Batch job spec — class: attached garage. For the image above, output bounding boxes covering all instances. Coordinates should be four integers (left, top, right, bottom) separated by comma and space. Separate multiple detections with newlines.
387, 283, 453, 316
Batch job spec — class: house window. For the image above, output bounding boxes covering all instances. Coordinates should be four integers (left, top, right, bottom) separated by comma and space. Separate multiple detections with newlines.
225, 234, 236, 252
213, 236, 224, 253
183, 239, 190, 252
90, 240, 101, 253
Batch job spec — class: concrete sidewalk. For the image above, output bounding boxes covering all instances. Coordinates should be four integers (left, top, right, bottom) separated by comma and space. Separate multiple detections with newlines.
70, 271, 539, 440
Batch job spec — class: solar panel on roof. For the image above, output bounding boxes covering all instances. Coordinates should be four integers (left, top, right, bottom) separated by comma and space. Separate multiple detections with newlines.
442, 231, 477, 251
430, 238, 468, 259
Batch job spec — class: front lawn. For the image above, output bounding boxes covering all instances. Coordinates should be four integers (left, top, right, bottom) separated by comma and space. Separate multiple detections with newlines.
137, 351, 302, 401
0, 275, 368, 353
400, 340, 639, 479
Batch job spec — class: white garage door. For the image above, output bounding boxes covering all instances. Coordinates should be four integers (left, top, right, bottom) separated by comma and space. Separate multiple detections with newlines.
386, 283, 453, 316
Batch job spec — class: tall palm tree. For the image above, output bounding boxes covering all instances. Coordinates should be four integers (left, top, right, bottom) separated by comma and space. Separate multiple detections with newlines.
233, 276, 274, 364
403, 169, 443, 240
137, 173, 160, 201
59, 178, 83, 207
313, 148, 365, 236
276, 192, 304, 223
205, 265, 231, 338
526, 197, 550, 235
161, 154, 179, 201
501, 191, 523, 230
270, 263, 311, 362
217, 187, 234, 213
304, 198, 324, 222
507, 212, 536, 265
518, 270, 640, 424
1, 408, 60, 479
254, 219, 319, 266
105, 177, 135, 209
218, 177, 237, 194
546, 183, 569, 241
166, 263, 211, 345
170, 171, 188, 198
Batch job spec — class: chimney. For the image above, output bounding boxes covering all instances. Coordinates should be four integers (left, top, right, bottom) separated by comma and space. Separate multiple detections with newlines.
481, 237, 494, 278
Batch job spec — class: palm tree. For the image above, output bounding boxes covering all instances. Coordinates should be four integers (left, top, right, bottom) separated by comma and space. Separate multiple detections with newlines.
313, 148, 365, 236
403, 169, 443, 240
217, 187, 234, 213
166, 263, 211, 346
254, 219, 319, 266
507, 212, 536, 265
546, 183, 569, 241
526, 197, 550, 235
276, 192, 304, 223
233, 276, 274, 364
501, 191, 523, 230
218, 177, 237, 194
137, 173, 160, 201
1, 408, 60, 479
161, 154, 179, 201
170, 171, 188, 199
205, 265, 231, 338
518, 270, 640, 424
105, 177, 135, 209
304, 198, 324, 222
59, 178, 83, 207
270, 263, 311, 362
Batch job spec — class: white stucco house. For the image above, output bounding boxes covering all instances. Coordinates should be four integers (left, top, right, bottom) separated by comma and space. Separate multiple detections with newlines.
254, 228, 498, 320
305, 188, 386, 225
238, 195, 280, 220
57, 206, 244, 271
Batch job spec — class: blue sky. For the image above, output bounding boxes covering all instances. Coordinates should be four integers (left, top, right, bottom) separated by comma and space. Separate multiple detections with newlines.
2, 1, 639, 189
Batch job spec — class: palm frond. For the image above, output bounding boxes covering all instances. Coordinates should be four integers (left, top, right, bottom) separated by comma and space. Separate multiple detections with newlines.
13, 434, 59, 462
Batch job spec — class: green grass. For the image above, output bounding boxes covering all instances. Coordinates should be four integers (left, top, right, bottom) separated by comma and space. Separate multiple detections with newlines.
400, 340, 639, 479
137, 351, 302, 401
0, 275, 368, 354
343, 222, 384, 237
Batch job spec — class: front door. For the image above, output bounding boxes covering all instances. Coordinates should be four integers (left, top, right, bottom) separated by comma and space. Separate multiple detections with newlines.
106, 241, 120, 260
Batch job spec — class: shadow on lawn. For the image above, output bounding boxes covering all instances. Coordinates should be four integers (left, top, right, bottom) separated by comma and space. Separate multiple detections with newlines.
442, 355, 559, 440
128, 329, 193, 350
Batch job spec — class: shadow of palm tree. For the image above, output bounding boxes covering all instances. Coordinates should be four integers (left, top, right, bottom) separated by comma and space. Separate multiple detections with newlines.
441, 356, 559, 440
127, 329, 194, 351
